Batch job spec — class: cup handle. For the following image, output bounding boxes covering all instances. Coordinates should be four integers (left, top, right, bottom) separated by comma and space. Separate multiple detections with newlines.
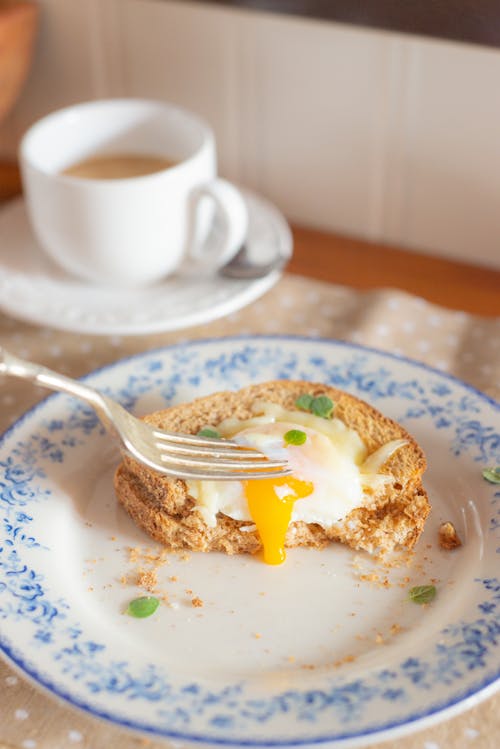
186, 178, 248, 268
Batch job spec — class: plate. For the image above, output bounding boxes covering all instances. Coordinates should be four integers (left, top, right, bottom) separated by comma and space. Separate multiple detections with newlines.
0, 193, 291, 335
0, 336, 499, 747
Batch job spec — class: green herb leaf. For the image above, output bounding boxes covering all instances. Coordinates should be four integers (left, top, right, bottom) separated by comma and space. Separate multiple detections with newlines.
295, 394, 314, 411
408, 585, 436, 605
197, 427, 221, 439
284, 429, 307, 446
310, 395, 334, 419
483, 467, 500, 484
126, 596, 160, 618
295, 393, 334, 418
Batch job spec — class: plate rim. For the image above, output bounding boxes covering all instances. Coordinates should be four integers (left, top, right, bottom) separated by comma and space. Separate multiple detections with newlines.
10, 333, 495, 410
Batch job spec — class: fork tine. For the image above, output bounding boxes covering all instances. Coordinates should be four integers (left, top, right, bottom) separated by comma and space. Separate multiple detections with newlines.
158, 452, 288, 471
173, 470, 291, 481
148, 464, 292, 481
153, 440, 283, 461
152, 429, 248, 449
158, 445, 287, 465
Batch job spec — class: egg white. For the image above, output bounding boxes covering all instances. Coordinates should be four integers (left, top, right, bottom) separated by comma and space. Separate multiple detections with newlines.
187, 404, 405, 529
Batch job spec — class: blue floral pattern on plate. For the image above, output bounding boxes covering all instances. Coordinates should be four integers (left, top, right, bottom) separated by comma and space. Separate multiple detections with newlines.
0, 336, 499, 747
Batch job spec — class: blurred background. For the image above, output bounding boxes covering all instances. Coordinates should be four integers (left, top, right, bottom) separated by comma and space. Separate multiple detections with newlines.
1, 0, 500, 269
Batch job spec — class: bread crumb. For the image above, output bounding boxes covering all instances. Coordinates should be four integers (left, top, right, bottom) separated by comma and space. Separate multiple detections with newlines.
254, 632, 262, 639
128, 546, 140, 564
438, 521, 462, 550
137, 569, 158, 592
375, 632, 384, 645
360, 573, 380, 582
169, 576, 178, 582
191, 597, 203, 608
333, 654, 356, 668
128, 545, 169, 567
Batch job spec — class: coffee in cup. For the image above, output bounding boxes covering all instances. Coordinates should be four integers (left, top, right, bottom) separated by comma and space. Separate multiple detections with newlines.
61, 153, 178, 180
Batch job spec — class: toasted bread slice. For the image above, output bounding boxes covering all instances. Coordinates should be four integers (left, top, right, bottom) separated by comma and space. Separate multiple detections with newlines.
114, 381, 430, 555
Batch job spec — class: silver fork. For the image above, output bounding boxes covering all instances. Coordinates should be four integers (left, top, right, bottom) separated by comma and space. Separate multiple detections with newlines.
0, 347, 290, 481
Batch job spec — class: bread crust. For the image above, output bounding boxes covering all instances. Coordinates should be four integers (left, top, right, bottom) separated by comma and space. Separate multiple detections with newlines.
114, 381, 430, 555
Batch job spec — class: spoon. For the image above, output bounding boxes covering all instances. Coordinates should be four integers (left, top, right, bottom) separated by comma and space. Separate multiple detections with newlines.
219, 240, 292, 280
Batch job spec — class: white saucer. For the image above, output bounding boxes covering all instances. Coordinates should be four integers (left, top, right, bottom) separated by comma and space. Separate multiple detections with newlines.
0, 192, 291, 335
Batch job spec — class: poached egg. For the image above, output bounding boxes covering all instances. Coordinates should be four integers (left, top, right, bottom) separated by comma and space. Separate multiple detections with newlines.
187, 401, 406, 565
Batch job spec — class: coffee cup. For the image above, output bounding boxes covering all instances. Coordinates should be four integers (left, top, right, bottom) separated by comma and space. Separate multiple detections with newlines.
19, 99, 248, 286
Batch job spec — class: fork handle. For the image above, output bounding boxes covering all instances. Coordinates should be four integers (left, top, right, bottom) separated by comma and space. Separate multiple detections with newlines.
0, 346, 108, 413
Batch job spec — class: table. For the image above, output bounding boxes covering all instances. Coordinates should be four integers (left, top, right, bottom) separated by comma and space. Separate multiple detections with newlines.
290, 226, 500, 317
0, 165, 499, 749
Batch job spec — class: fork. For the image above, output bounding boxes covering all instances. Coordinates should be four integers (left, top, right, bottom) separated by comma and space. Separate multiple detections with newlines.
0, 347, 290, 481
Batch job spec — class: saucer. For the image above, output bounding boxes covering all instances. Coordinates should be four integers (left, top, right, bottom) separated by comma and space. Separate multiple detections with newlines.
0, 191, 291, 335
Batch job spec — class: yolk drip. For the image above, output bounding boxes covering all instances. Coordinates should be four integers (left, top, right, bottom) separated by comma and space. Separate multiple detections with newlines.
243, 476, 314, 565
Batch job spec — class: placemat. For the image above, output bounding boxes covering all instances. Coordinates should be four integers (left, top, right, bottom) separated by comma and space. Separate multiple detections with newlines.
0, 273, 499, 749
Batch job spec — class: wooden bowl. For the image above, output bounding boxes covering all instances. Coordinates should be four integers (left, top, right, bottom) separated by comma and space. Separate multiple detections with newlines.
0, 1, 38, 123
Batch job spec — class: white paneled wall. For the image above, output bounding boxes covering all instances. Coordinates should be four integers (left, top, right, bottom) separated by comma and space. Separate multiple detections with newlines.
1, 0, 500, 268
120, 1, 243, 178
385, 39, 500, 265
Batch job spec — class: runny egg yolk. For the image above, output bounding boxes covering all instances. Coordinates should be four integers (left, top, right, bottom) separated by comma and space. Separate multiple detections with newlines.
243, 476, 314, 565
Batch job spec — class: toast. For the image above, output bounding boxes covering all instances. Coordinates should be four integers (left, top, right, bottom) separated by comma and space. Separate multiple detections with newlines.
114, 381, 430, 557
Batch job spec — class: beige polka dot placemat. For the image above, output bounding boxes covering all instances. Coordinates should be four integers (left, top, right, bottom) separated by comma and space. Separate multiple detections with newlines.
0, 273, 499, 749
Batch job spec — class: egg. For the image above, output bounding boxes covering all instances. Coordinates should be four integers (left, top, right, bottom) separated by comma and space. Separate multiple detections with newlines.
187, 403, 406, 566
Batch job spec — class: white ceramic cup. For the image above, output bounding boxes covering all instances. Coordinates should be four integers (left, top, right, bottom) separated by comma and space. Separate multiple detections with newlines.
19, 99, 248, 286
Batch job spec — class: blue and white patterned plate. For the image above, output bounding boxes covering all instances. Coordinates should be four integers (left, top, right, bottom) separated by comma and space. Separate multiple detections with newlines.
0, 336, 499, 747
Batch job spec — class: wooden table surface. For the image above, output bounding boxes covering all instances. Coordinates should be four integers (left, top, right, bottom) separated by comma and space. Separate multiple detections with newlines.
1, 160, 499, 317
290, 226, 500, 317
